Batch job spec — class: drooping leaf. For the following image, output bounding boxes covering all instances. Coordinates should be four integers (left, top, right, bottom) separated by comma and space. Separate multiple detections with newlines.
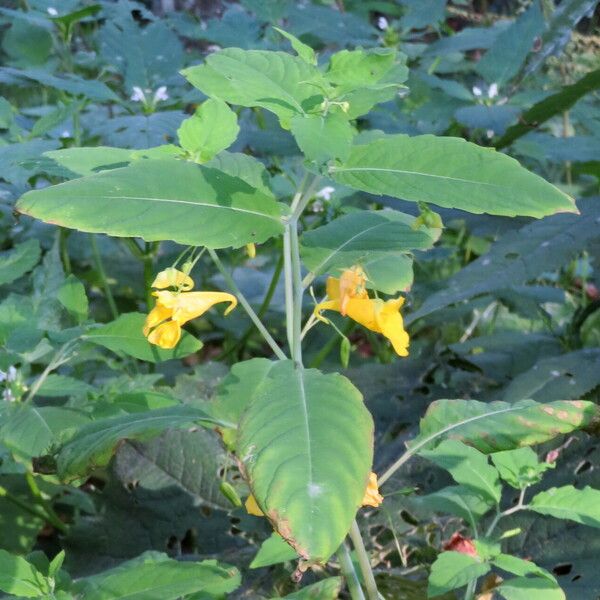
0, 549, 49, 598
0, 239, 40, 286
16, 160, 284, 249
529, 486, 600, 528
416, 485, 494, 527
410, 399, 597, 454
84, 313, 202, 363
56, 405, 225, 481
236, 361, 373, 562
177, 98, 239, 162
300, 209, 436, 293
250, 532, 298, 569
491, 447, 553, 489
73, 552, 240, 599
330, 134, 576, 218
421, 440, 501, 504
428, 551, 490, 598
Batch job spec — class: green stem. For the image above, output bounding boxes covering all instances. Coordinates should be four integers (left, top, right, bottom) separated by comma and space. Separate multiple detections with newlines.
90, 234, 118, 320
283, 226, 296, 360
337, 542, 366, 600
0, 485, 52, 523
24, 341, 77, 403
59, 228, 71, 274
463, 579, 476, 600
349, 521, 379, 600
25, 473, 68, 534
290, 224, 304, 366
208, 249, 287, 361
143, 256, 154, 310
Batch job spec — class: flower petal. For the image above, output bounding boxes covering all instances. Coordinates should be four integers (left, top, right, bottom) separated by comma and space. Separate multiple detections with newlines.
147, 320, 181, 349
245, 494, 264, 517
151, 268, 194, 291
143, 303, 172, 336
171, 291, 238, 325
376, 298, 409, 357
362, 472, 383, 507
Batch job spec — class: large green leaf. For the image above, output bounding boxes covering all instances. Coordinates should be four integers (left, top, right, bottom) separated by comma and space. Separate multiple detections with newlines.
300, 209, 436, 293
56, 406, 225, 480
44, 147, 132, 177
497, 577, 566, 600
182, 48, 325, 125
74, 553, 240, 599
428, 551, 490, 598
84, 313, 202, 363
0, 550, 49, 598
290, 112, 354, 163
411, 399, 597, 454
0, 239, 40, 286
530, 486, 600, 527
330, 134, 576, 218
16, 159, 284, 249
236, 360, 373, 562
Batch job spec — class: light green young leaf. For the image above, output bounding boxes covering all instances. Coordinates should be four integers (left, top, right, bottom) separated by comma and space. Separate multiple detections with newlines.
530, 485, 600, 527
17, 159, 284, 249
421, 440, 501, 504
56, 406, 224, 481
273, 27, 316, 65
84, 313, 202, 363
177, 98, 239, 162
57, 274, 88, 322
491, 447, 553, 489
326, 48, 398, 89
497, 576, 566, 600
290, 111, 354, 164
0, 239, 40, 286
237, 361, 373, 562
250, 533, 298, 569
412, 399, 597, 454
428, 551, 490, 598
0, 549, 49, 598
74, 553, 240, 599
330, 134, 577, 218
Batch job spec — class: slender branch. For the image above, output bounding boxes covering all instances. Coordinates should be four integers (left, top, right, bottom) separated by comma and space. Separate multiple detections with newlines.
349, 520, 379, 600
283, 226, 296, 360
24, 341, 77, 403
90, 234, 119, 320
208, 249, 287, 361
485, 487, 528, 537
25, 473, 68, 533
337, 542, 366, 600
290, 224, 304, 366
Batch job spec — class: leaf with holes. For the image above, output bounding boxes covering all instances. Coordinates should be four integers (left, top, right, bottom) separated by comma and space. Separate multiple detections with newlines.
330, 134, 576, 218
236, 360, 373, 562
16, 159, 284, 249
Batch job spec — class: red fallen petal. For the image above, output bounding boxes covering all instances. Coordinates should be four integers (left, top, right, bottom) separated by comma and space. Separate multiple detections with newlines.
443, 532, 478, 557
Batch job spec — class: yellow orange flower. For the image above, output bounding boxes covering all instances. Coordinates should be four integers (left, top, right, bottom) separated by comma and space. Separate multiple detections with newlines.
338, 265, 368, 316
143, 269, 237, 349
362, 472, 383, 507
245, 494, 264, 516
314, 273, 409, 357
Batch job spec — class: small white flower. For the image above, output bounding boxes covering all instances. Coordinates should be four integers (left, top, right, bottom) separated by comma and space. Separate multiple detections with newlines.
7, 366, 17, 382
377, 16, 389, 30
0, 371, 6, 383
316, 186, 335, 201
206, 44, 221, 54
153, 86, 169, 103
472, 86, 483, 97
47, 7, 58, 16
60, 130, 71, 138
130, 86, 146, 102
550, 370, 561, 377
2, 389, 15, 403
486, 129, 495, 139
488, 83, 499, 99
312, 200, 324, 213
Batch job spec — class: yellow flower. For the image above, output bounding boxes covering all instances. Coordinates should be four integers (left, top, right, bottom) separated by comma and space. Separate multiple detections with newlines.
143, 269, 237, 349
362, 472, 383, 507
314, 273, 409, 357
245, 243, 256, 259
245, 494, 264, 517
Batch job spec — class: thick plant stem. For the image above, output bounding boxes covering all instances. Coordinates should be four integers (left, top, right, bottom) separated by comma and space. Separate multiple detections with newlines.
208, 249, 287, 361
349, 520, 379, 600
90, 234, 119, 320
464, 579, 476, 600
337, 542, 366, 600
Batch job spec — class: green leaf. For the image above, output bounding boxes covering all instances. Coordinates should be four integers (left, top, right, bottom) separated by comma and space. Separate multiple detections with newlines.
29, 101, 82, 139
57, 275, 88, 322
530, 485, 600, 527
491, 447, 553, 489
74, 553, 240, 599
38, 374, 94, 398
56, 405, 224, 481
177, 98, 239, 162
330, 134, 576, 218
496, 68, 600, 148
0, 549, 49, 598
411, 399, 597, 454
0, 239, 40, 286
476, 1, 545, 85
44, 147, 132, 177
421, 440, 501, 504
16, 160, 284, 249
497, 576, 566, 600
428, 551, 490, 598
300, 209, 436, 293
277, 577, 343, 599
290, 112, 354, 164
273, 27, 316, 65
250, 533, 298, 569
492, 553, 556, 581
326, 48, 397, 89
205, 151, 272, 195
236, 361, 373, 562
417, 485, 493, 527
84, 313, 202, 363
182, 48, 325, 126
